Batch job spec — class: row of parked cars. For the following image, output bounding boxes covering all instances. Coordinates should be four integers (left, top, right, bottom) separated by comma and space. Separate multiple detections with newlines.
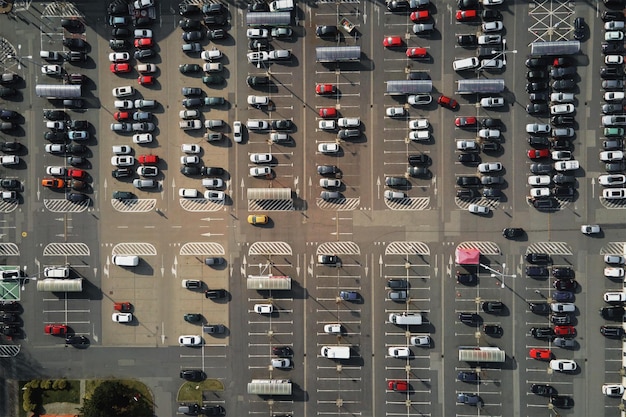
0, 74, 24, 202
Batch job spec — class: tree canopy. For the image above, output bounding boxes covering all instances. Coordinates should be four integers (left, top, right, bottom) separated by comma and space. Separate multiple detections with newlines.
80, 381, 151, 417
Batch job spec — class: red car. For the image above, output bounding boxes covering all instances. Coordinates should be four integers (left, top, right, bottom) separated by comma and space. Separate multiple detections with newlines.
319, 107, 337, 118
456, 9, 478, 21
316, 84, 336, 95
528, 348, 552, 360
383, 36, 403, 48
138, 154, 159, 165
438, 95, 459, 110
406, 47, 427, 58
410, 10, 430, 22
134, 38, 153, 49
114, 111, 130, 121
110, 63, 131, 74
554, 325, 576, 336
455, 117, 477, 127
387, 380, 408, 392
114, 302, 132, 312
138, 75, 154, 86
44, 324, 67, 336
67, 169, 86, 179
527, 149, 550, 159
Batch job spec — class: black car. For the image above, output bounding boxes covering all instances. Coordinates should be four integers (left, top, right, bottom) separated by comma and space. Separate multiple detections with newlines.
66, 143, 86, 154
528, 136, 550, 148
531, 327, 554, 339
0, 142, 22, 153
526, 266, 549, 277
526, 82, 548, 93
457, 34, 478, 47
457, 0, 479, 9
0, 313, 18, 322
601, 306, 625, 320
207, 29, 225, 39
0, 324, 19, 336
481, 9, 502, 21
552, 79, 576, 91
606, 161, 626, 172
0, 179, 20, 190
458, 153, 480, 164
552, 175, 575, 185
272, 346, 293, 357
248, 1, 269, 11
63, 38, 87, 50
204, 167, 225, 176
529, 93, 548, 103
456, 188, 479, 199
551, 67, 576, 79
483, 324, 503, 336
272, 120, 293, 131
481, 176, 504, 186
550, 395, 574, 408
67, 157, 85, 166
109, 39, 129, 50
456, 272, 478, 285
112, 169, 131, 179
603, 103, 626, 114
387, 279, 409, 289
551, 314, 572, 325
135, 16, 154, 28
530, 302, 550, 315
408, 154, 429, 166
179, 19, 202, 31
134, 49, 155, 60
553, 291, 574, 302
249, 39, 270, 50
525, 57, 548, 68
66, 193, 88, 203
600, 66, 621, 79
65, 335, 89, 345
181, 97, 203, 108
603, 139, 624, 150
553, 279, 577, 291
551, 139, 572, 150
526, 103, 548, 115
179, 3, 201, 15
0, 87, 16, 98
247, 75, 270, 87
407, 71, 430, 80
459, 312, 480, 325
533, 197, 559, 210
44, 131, 66, 143
604, 0, 626, 6
385, 177, 409, 187
0, 109, 19, 121
602, 42, 624, 54
386, 0, 410, 11
457, 371, 479, 383
200, 405, 225, 416
108, 0, 128, 14
481, 142, 501, 153
182, 31, 203, 42
526, 70, 548, 80
553, 57, 575, 67
502, 228, 523, 238
205, 289, 227, 299
481, 301, 503, 314
526, 253, 551, 264
316, 25, 338, 38
456, 176, 481, 187
184, 313, 202, 323
551, 116, 575, 126
531, 384, 556, 396
482, 188, 501, 198
203, 2, 225, 14
600, 325, 624, 338
112, 190, 135, 200
573, 17, 585, 40
44, 109, 66, 121
318, 165, 339, 176
69, 120, 88, 130
530, 163, 553, 174
553, 186, 575, 198
61, 18, 83, 31
180, 369, 205, 381
204, 14, 227, 26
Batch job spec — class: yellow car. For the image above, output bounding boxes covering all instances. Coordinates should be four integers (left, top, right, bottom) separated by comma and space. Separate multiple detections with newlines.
247, 214, 268, 225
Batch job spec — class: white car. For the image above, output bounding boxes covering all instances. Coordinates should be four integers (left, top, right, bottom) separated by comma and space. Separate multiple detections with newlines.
528, 175, 551, 186
179, 110, 200, 119
407, 94, 432, 105
551, 92, 575, 103
201, 49, 223, 61
271, 358, 291, 368
179, 188, 199, 198
580, 225, 600, 235
137, 166, 158, 177
181, 144, 200, 154
478, 162, 502, 173
337, 118, 361, 128
178, 335, 202, 346
388, 346, 411, 358
605, 255, 626, 265
318, 143, 340, 154
409, 119, 429, 130
551, 151, 572, 161
482, 21, 503, 32
605, 20, 626, 30
482, 0, 504, 4
233, 121, 242, 143
250, 166, 271, 177
112, 312, 132, 323
133, 133, 153, 144
254, 303, 273, 314
134, 0, 154, 8
1, 156, 19, 166
468, 203, 490, 214
112, 145, 131, 155
246, 28, 269, 38
46, 121, 65, 130
320, 178, 341, 188
46, 166, 65, 176
604, 268, 625, 278
386, 107, 406, 117
134, 29, 153, 38
45, 144, 64, 154
604, 292, 626, 303
530, 188, 551, 198
111, 156, 135, 167
108, 52, 130, 62
606, 55, 624, 65
137, 63, 157, 73
526, 123, 550, 134
480, 97, 505, 107
247, 95, 269, 106
41, 64, 62, 76
605, 92, 625, 102
112, 85, 135, 97
203, 62, 222, 73
554, 160, 579, 171
602, 384, 625, 397
456, 140, 477, 151
478, 129, 500, 139
550, 104, 574, 115
114, 100, 133, 109
603, 188, 626, 199
549, 359, 577, 372
204, 190, 225, 201
268, 50, 291, 60
551, 303, 575, 313
605, 31, 624, 41
180, 120, 202, 130
600, 151, 624, 162
250, 153, 272, 163
410, 335, 431, 346
202, 178, 224, 189
247, 51, 269, 63
478, 34, 501, 45
180, 156, 200, 165
319, 120, 336, 130
599, 174, 626, 186
480, 58, 504, 69
409, 130, 430, 141
324, 324, 342, 334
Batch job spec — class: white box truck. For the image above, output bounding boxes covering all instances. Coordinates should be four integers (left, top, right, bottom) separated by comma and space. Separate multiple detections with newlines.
269, 0, 294, 11
321, 345, 350, 359
388, 312, 422, 326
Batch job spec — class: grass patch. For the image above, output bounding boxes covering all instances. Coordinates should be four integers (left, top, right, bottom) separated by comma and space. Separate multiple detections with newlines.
177, 379, 224, 402
84, 379, 151, 402
42, 380, 80, 404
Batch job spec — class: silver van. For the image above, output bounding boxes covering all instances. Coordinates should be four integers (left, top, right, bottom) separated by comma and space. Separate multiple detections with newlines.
112, 255, 139, 267
44, 266, 70, 278
453, 57, 479, 71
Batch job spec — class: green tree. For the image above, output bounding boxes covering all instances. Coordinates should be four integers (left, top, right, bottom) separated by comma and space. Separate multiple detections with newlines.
80, 381, 151, 417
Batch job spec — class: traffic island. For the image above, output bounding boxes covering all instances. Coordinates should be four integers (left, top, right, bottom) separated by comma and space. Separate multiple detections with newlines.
177, 379, 224, 403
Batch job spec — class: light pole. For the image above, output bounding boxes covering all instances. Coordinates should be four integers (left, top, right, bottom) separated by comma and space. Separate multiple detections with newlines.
489, 263, 517, 289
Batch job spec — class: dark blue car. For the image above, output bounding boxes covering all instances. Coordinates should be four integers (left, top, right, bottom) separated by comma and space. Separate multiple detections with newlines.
553, 291, 574, 302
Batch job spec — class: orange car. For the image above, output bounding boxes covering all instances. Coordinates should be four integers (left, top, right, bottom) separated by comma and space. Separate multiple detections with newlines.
41, 178, 65, 189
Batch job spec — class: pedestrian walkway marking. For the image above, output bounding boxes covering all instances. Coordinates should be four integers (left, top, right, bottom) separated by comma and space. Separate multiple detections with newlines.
0, 244, 19, 256
600, 198, 626, 209
180, 242, 225, 256
0, 345, 20, 357
42, 1, 84, 17
385, 241, 430, 256
112, 243, 157, 256
455, 197, 500, 210
248, 199, 294, 211
180, 198, 224, 212
0, 200, 18, 213
384, 197, 430, 210
526, 242, 572, 256
457, 241, 501, 256
249, 241, 292, 256
317, 197, 360, 211
44, 199, 89, 213
318, 241, 360, 256
43, 243, 90, 257
111, 198, 157, 213
601, 242, 626, 256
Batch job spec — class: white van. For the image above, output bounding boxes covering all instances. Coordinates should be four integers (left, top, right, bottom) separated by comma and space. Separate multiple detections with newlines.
320, 345, 350, 359
44, 266, 70, 278
453, 57, 479, 71
112, 255, 139, 267
388, 312, 422, 325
